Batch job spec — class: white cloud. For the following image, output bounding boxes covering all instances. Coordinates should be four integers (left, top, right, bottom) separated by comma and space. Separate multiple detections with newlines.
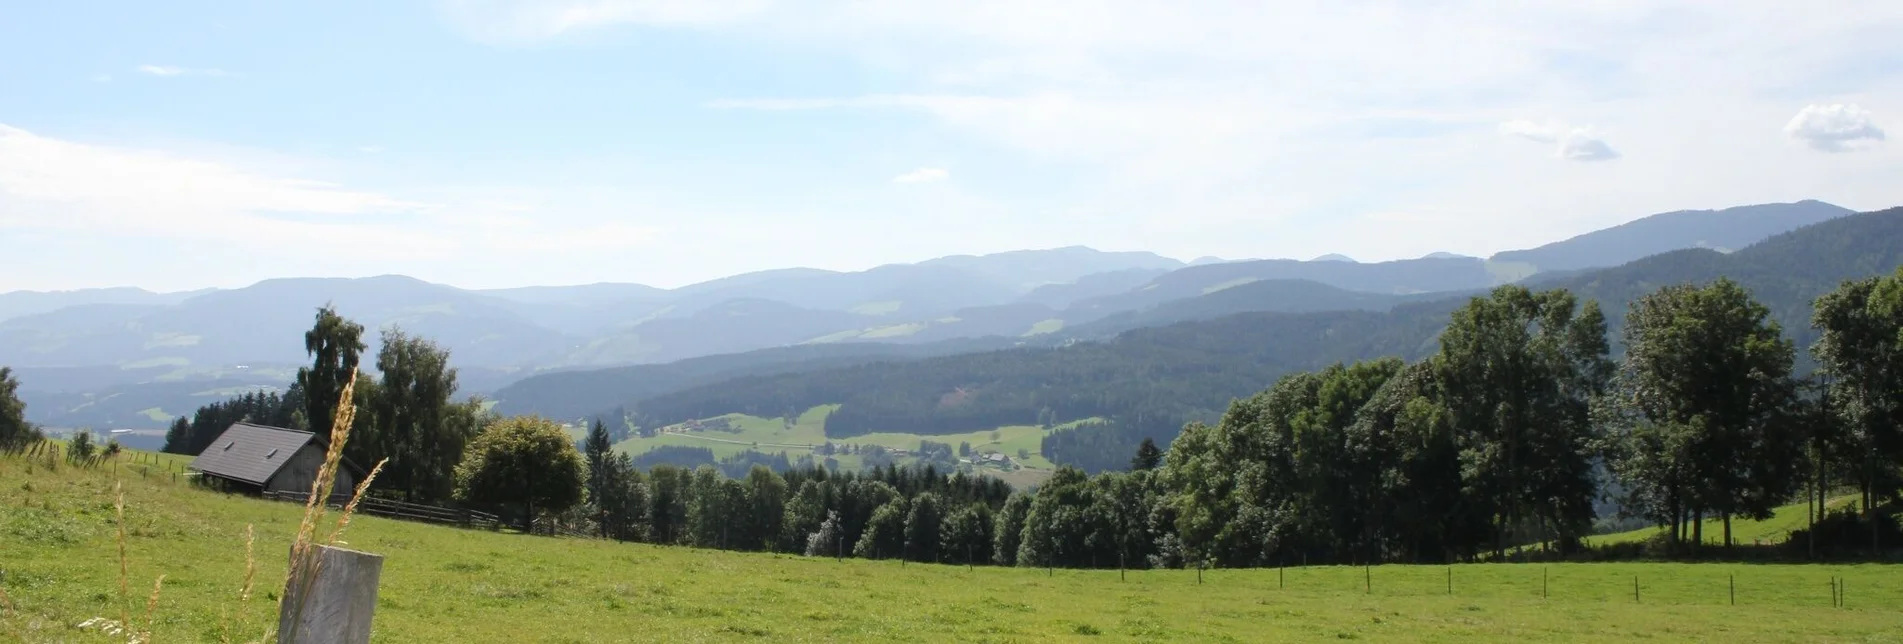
1498, 120, 1559, 143
1785, 104, 1886, 152
435, 0, 773, 43
1558, 130, 1621, 162
892, 167, 948, 183
1499, 120, 1620, 162
0, 124, 661, 286
136, 64, 236, 78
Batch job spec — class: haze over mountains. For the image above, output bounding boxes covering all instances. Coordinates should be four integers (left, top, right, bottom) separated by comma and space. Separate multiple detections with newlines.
503, 204, 1903, 473
0, 200, 1871, 431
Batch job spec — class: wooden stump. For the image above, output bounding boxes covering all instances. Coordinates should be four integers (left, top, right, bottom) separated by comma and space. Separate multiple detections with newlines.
278, 544, 383, 644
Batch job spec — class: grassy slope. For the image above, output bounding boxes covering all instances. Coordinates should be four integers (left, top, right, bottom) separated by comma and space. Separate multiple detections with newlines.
609, 407, 1083, 485
7, 452, 1903, 642
1593, 495, 1863, 546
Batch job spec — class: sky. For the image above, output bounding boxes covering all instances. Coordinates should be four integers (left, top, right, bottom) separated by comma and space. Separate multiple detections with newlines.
1, 1, 1899, 293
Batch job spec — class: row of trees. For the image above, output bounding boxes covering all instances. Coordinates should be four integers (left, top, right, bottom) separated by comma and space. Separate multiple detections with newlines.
511, 416, 1017, 554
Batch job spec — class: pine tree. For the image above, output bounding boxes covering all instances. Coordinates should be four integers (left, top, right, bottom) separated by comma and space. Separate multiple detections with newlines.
1130, 437, 1163, 470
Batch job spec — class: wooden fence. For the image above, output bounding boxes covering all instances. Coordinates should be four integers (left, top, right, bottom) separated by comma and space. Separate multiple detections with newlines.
530, 516, 598, 539
262, 490, 502, 530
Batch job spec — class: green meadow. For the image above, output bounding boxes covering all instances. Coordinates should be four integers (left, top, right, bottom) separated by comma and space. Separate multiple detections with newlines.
5, 451, 1903, 642
601, 406, 1101, 487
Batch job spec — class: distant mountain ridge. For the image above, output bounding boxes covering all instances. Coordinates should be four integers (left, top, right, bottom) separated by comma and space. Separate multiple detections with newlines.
0, 287, 207, 324
4, 200, 1867, 430
1490, 200, 1853, 272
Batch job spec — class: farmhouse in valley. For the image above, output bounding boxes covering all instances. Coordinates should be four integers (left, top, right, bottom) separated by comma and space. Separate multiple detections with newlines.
187, 422, 363, 495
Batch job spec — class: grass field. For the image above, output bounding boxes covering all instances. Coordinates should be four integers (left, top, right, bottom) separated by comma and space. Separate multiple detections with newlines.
1592, 495, 1864, 547
5, 451, 1903, 642
606, 407, 1090, 486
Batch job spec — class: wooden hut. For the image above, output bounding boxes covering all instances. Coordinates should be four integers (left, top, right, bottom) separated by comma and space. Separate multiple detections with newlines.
188, 422, 361, 495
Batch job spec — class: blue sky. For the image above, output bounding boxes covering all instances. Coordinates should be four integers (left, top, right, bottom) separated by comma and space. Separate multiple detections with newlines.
2, 1, 1899, 292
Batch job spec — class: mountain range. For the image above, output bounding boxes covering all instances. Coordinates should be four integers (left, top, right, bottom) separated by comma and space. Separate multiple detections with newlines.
0, 199, 1867, 431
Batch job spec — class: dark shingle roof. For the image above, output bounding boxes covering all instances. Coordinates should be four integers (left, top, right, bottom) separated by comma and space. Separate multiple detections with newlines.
188, 422, 317, 485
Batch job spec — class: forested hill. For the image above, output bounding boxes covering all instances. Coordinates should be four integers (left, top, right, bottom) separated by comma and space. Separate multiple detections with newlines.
621, 206, 1903, 471
1490, 200, 1853, 272
491, 336, 1020, 419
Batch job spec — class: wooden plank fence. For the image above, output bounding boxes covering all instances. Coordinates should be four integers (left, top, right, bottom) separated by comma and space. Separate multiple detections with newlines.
263, 490, 502, 530
530, 516, 596, 539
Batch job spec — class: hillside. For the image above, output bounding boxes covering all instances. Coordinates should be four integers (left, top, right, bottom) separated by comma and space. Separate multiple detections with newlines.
492, 336, 1019, 419
1063, 255, 1499, 321
616, 206, 1903, 471
1068, 278, 1445, 337
1492, 200, 1853, 272
1013, 268, 1174, 309
917, 245, 1185, 291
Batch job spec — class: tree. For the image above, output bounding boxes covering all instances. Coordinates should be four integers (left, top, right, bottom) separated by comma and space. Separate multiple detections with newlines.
584, 419, 616, 537
1433, 286, 1611, 556
941, 502, 995, 566
648, 465, 689, 545
586, 447, 648, 542
362, 328, 471, 504
167, 389, 300, 455
1347, 363, 1478, 563
1018, 467, 1097, 567
295, 305, 366, 439
783, 480, 829, 553
687, 466, 724, 548
0, 367, 42, 451
744, 465, 788, 551
1605, 279, 1804, 550
1812, 267, 1903, 549
1130, 437, 1163, 471
992, 493, 1031, 565
68, 429, 97, 464
805, 510, 842, 557
163, 417, 190, 454
904, 492, 946, 562
854, 497, 910, 559
453, 416, 587, 531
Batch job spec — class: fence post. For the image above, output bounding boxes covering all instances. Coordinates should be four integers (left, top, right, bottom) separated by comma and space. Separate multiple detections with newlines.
1633, 576, 1640, 603
1729, 574, 1735, 606
278, 544, 383, 644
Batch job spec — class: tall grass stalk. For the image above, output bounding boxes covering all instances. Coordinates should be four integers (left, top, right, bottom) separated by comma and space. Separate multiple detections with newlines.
280, 369, 376, 643
328, 458, 388, 546
143, 574, 166, 638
